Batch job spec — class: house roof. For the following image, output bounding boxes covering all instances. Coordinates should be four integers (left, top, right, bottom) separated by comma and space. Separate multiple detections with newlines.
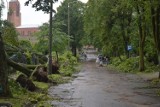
16, 24, 40, 28
10, 0, 18, 2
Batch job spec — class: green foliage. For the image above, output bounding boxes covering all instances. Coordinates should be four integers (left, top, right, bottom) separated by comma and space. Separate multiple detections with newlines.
25, 0, 58, 13
84, 0, 160, 72
150, 78, 160, 96
110, 57, 124, 66
2, 20, 19, 46
55, 0, 85, 51
33, 81, 49, 90
110, 56, 159, 73
151, 79, 160, 86
0, 79, 51, 106
48, 74, 65, 84
117, 57, 139, 72
59, 51, 78, 76
19, 40, 32, 51
9, 78, 27, 96
83, 0, 133, 57
33, 23, 69, 54
34, 39, 48, 54
110, 56, 138, 72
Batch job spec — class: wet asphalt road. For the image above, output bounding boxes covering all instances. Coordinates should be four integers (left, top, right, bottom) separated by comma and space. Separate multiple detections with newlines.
49, 53, 160, 107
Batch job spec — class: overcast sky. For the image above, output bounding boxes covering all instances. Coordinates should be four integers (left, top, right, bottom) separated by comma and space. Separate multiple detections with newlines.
2, 0, 88, 25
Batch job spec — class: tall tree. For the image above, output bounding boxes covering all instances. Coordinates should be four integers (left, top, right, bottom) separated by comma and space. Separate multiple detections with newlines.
84, 0, 133, 57
150, 0, 160, 77
135, 1, 146, 71
25, 0, 59, 74
0, 0, 11, 97
54, 0, 85, 56
34, 22, 69, 62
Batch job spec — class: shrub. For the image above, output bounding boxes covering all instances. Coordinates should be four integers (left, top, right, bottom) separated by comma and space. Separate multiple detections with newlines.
117, 57, 139, 72
58, 51, 78, 76
110, 56, 159, 73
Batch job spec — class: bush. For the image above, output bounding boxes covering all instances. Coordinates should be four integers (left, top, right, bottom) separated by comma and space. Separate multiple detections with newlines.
48, 74, 64, 84
110, 56, 159, 73
59, 51, 78, 76
117, 57, 139, 72
110, 57, 122, 66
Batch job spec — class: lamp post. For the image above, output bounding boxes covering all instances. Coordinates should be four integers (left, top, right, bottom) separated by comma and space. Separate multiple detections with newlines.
67, 1, 78, 48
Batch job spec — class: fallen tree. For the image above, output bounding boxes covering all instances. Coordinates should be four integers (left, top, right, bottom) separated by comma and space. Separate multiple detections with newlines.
7, 59, 33, 77
16, 74, 37, 91
5, 44, 60, 90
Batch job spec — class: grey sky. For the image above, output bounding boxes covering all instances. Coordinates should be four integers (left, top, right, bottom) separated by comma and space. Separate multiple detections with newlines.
2, 0, 88, 25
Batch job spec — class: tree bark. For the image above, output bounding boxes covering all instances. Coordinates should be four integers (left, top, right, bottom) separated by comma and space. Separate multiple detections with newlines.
0, 33, 11, 97
55, 51, 59, 63
7, 59, 33, 77
121, 18, 129, 58
150, 1, 160, 78
156, 6, 160, 78
137, 5, 145, 71
158, 52, 160, 78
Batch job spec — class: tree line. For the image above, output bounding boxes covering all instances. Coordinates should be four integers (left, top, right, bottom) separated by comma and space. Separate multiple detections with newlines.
83, 0, 160, 74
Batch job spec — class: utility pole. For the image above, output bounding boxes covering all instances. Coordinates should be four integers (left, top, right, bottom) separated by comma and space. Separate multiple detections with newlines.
48, 0, 53, 74
67, 1, 78, 49
67, 3, 70, 48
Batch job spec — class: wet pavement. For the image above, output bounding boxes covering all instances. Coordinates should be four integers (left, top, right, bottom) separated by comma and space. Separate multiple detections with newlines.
48, 53, 160, 107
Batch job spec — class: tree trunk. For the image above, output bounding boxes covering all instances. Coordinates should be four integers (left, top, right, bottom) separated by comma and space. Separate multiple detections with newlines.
150, 1, 160, 78
0, 33, 11, 97
19, 63, 45, 69
16, 74, 37, 91
7, 59, 33, 77
137, 5, 145, 71
156, 6, 160, 78
121, 19, 129, 58
72, 44, 77, 57
139, 40, 145, 71
55, 51, 59, 63
158, 51, 160, 78
71, 35, 77, 57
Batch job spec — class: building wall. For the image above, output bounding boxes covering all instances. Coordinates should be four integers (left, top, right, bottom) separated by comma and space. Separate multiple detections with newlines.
7, 0, 21, 27
16, 27, 39, 36
7, 0, 40, 38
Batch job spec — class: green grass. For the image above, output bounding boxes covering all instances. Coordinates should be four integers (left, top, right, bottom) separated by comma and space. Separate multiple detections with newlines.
0, 79, 51, 107
33, 81, 49, 90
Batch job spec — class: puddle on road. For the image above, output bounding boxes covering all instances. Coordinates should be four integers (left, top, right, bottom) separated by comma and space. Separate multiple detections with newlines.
48, 82, 82, 107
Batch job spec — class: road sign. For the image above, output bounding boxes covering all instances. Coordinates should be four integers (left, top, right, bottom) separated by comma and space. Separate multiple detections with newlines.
127, 45, 132, 51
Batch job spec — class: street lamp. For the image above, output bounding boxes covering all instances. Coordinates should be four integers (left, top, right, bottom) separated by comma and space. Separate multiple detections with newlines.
67, 1, 78, 48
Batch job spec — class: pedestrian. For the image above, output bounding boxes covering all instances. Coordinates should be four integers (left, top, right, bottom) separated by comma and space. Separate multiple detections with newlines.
99, 60, 103, 66
96, 57, 100, 63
